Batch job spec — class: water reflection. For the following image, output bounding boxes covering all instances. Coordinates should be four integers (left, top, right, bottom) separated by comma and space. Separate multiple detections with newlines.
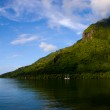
17, 79, 110, 110
1, 78, 110, 110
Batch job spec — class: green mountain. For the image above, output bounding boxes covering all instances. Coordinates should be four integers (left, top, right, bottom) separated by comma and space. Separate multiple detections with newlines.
1, 17, 110, 79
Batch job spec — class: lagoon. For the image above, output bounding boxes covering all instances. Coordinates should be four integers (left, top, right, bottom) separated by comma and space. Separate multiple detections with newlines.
0, 78, 110, 110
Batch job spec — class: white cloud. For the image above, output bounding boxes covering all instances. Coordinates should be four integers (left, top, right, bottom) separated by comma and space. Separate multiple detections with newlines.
0, 0, 42, 21
91, 0, 110, 18
39, 42, 57, 52
11, 34, 41, 45
41, 0, 88, 31
0, 0, 88, 31
1, 0, 110, 32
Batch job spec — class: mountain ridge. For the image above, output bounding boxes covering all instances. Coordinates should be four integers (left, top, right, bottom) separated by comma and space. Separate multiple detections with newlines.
1, 17, 110, 79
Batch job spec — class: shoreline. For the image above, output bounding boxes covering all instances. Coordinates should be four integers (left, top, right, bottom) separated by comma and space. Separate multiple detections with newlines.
1, 72, 110, 79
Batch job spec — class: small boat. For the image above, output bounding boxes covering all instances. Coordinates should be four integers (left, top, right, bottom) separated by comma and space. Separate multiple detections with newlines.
64, 74, 70, 79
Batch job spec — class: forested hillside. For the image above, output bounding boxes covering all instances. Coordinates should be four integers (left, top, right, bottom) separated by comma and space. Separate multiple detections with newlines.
1, 17, 110, 79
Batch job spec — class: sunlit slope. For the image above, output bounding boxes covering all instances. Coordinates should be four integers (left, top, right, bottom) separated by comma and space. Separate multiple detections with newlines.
1, 17, 110, 78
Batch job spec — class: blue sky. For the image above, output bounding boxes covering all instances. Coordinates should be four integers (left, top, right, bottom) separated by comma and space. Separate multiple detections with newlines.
0, 0, 110, 74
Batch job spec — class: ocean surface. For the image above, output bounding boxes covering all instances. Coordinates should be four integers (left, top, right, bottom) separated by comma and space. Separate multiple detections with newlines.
0, 78, 110, 110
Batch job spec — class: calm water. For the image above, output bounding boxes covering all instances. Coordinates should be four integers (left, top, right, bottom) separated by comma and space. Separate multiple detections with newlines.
0, 79, 110, 110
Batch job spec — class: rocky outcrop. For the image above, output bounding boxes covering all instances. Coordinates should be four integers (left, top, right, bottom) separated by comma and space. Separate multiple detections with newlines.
53, 54, 60, 64
83, 30, 94, 41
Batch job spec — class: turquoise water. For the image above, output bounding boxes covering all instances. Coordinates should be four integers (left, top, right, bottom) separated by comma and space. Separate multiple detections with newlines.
0, 78, 110, 110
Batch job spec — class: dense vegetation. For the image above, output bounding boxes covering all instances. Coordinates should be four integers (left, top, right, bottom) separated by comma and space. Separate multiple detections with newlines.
1, 17, 110, 79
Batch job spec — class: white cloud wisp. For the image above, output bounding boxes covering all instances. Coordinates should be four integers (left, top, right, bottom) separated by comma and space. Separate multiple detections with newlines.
0, 0, 110, 32
11, 34, 40, 45
39, 42, 57, 52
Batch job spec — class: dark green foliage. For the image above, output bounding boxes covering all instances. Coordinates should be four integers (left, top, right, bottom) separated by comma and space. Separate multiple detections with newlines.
1, 17, 110, 79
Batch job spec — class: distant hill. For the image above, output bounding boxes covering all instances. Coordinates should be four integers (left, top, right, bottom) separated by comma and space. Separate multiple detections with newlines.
1, 17, 110, 79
